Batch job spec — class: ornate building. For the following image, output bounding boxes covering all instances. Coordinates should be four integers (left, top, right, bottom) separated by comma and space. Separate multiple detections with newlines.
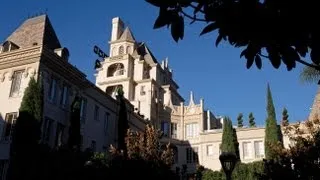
0, 15, 145, 179
0, 14, 310, 179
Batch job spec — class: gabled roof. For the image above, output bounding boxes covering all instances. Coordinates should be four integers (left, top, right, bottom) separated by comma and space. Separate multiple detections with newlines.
5, 14, 61, 50
133, 42, 157, 65
118, 27, 135, 42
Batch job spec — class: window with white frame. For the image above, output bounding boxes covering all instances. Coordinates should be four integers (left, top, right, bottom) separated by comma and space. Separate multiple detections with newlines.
60, 85, 68, 107
9, 70, 24, 97
243, 142, 252, 159
94, 105, 100, 121
254, 141, 264, 158
171, 123, 177, 139
207, 145, 214, 156
80, 98, 87, 123
161, 122, 170, 137
48, 77, 57, 102
2, 112, 17, 141
185, 123, 199, 138
104, 112, 110, 135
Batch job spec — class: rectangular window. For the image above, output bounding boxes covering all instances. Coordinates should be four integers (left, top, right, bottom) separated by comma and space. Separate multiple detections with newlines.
140, 85, 146, 95
243, 142, 252, 159
9, 70, 24, 97
254, 141, 264, 158
104, 112, 110, 135
55, 123, 65, 148
49, 78, 57, 102
91, 140, 96, 151
0, 160, 8, 180
43, 118, 53, 143
2, 112, 18, 141
60, 85, 68, 106
185, 123, 199, 138
161, 122, 170, 137
80, 98, 87, 123
171, 123, 177, 139
94, 105, 100, 121
186, 147, 199, 164
207, 145, 214, 156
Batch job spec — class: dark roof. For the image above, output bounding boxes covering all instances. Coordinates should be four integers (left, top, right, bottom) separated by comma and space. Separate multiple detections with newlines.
5, 14, 61, 50
133, 42, 157, 65
118, 27, 135, 42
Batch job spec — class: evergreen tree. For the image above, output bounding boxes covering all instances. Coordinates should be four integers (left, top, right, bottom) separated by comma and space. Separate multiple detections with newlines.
281, 108, 289, 127
117, 87, 129, 155
249, 112, 256, 127
9, 77, 43, 180
264, 84, 281, 160
221, 117, 240, 161
237, 113, 244, 128
68, 96, 82, 150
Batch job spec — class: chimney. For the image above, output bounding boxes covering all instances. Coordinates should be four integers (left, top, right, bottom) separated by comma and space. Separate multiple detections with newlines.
111, 17, 124, 41
207, 110, 211, 130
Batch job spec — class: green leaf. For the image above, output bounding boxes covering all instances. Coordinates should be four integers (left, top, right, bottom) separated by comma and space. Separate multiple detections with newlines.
246, 55, 255, 69
282, 47, 298, 71
266, 47, 281, 69
171, 14, 181, 42
240, 48, 247, 58
178, 15, 184, 40
153, 8, 171, 29
200, 23, 218, 36
215, 34, 223, 47
255, 55, 262, 69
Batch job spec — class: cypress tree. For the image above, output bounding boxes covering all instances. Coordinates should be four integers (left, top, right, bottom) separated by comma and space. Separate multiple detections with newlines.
221, 117, 240, 160
248, 112, 256, 127
264, 84, 281, 160
237, 113, 244, 128
68, 96, 82, 150
9, 76, 43, 180
281, 108, 289, 127
117, 87, 129, 154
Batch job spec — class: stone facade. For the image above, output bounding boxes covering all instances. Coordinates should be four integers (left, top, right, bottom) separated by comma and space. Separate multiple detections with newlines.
0, 15, 145, 179
0, 14, 313, 179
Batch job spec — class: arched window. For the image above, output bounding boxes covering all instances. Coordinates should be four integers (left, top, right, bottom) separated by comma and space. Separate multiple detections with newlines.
107, 63, 125, 77
106, 85, 123, 98
112, 47, 116, 56
126, 46, 131, 54
119, 46, 124, 55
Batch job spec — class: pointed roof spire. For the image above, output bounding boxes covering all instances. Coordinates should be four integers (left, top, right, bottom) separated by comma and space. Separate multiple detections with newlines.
189, 91, 195, 106
118, 27, 135, 42
6, 14, 61, 50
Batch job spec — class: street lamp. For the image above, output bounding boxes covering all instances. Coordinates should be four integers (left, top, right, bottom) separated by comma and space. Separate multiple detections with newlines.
219, 152, 237, 180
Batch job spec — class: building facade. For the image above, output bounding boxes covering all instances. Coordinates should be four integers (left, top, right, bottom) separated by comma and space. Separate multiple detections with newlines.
0, 14, 312, 179
0, 15, 145, 179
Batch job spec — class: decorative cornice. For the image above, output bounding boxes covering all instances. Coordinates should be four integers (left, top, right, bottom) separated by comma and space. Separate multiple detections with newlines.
97, 77, 131, 86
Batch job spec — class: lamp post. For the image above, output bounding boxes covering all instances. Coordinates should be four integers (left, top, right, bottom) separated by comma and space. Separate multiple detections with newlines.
219, 152, 237, 180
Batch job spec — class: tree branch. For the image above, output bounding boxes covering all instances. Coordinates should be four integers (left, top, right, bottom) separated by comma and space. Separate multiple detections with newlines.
258, 52, 320, 71
189, 3, 205, 14
179, 9, 207, 22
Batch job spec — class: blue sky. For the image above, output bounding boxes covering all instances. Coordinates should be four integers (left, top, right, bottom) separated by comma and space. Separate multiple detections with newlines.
0, 0, 317, 126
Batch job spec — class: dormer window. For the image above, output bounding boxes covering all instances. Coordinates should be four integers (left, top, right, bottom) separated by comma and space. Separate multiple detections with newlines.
1, 41, 19, 53
119, 46, 124, 55
126, 46, 131, 54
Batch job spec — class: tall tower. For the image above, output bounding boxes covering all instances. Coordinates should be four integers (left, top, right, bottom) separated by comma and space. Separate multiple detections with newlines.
95, 17, 136, 101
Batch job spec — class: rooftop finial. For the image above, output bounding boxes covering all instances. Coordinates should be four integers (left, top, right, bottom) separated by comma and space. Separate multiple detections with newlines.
189, 91, 195, 106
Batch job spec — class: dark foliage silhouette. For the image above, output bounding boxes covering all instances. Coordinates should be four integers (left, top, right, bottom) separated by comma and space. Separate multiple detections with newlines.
146, 0, 320, 74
